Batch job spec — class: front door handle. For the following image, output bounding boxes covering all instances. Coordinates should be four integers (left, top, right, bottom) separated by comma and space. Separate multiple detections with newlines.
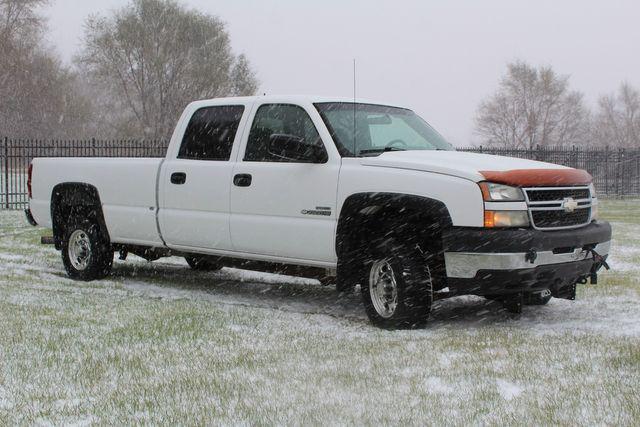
171, 172, 187, 185
233, 173, 252, 187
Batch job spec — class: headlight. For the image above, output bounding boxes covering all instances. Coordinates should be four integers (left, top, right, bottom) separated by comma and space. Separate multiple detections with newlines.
479, 182, 525, 201
484, 210, 530, 228
589, 183, 597, 199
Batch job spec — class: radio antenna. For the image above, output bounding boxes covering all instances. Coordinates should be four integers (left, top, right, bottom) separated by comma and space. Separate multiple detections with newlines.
353, 58, 356, 155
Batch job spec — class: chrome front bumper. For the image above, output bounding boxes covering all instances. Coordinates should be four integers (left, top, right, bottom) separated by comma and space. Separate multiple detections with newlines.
444, 241, 611, 279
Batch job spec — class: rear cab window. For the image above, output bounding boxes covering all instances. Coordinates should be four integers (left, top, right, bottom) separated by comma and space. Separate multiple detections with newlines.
178, 105, 245, 161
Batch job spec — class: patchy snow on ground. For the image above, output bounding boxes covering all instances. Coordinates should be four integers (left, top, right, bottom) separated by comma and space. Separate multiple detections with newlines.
608, 241, 640, 273
495, 379, 523, 401
0, 201, 639, 425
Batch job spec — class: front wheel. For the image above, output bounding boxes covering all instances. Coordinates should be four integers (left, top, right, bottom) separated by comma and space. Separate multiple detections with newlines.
61, 217, 113, 281
524, 289, 552, 305
360, 239, 433, 329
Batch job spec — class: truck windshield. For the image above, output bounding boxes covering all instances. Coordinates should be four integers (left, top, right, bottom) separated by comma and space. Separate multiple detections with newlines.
314, 102, 453, 157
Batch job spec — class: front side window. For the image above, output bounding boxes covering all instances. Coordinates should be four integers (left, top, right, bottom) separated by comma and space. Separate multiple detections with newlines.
244, 104, 326, 162
314, 102, 453, 157
178, 105, 245, 161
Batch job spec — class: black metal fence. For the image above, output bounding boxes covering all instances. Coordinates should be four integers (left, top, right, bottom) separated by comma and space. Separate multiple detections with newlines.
462, 146, 640, 198
1, 138, 639, 210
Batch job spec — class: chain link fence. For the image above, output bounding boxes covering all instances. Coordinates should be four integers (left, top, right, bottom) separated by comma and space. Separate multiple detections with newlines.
1, 138, 639, 210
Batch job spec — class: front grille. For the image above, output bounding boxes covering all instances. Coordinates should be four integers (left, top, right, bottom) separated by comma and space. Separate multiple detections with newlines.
526, 188, 590, 202
525, 187, 592, 230
531, 208, 591, 228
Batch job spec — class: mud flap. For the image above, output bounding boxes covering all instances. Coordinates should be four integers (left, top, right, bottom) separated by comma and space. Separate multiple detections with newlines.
25, 209, 38, 226
586, 248, 611, 284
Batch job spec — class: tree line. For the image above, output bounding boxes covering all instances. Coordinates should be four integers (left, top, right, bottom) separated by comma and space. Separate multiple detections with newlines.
2, 1, 637, 148
0, 0, 258, 140
475, 61, 640, 149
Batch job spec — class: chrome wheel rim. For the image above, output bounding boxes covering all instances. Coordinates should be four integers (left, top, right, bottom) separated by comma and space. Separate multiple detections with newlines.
369, 259, 398, 318
68, 230, 92, 271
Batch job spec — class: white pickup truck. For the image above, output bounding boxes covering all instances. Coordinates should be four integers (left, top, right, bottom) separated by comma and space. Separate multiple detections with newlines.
27, 95, 612, 328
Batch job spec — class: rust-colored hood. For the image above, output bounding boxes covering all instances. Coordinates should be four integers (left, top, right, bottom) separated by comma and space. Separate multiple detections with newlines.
359, 151, 591, 185
480, 169, 592, 187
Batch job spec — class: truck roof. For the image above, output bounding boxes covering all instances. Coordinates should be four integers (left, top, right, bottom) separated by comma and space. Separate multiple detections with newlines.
189, 95, 409, 110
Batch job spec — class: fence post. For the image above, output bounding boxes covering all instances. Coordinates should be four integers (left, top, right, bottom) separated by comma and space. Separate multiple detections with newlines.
4, 137, 8, 209
637, 151, 640, 196
604, 146, 609, 196
616, 148, 621, 198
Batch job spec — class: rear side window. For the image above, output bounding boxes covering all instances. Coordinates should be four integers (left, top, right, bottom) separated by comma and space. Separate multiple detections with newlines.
178, 105, 245, 161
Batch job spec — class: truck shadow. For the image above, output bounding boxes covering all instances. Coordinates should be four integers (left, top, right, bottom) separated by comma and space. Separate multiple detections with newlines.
108, 259, 521, 327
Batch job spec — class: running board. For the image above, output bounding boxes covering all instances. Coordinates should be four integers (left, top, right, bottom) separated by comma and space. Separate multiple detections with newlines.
41, 236, 55, 245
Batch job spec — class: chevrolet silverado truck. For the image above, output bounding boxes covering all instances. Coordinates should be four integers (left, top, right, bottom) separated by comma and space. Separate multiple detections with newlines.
27, 95, 612, 328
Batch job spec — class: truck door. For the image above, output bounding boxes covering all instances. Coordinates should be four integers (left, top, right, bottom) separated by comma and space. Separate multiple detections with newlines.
229, 102, 340, 264
159, 103, 248, 251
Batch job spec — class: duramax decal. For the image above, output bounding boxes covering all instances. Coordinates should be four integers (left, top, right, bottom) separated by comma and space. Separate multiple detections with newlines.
301, 207, 332, 216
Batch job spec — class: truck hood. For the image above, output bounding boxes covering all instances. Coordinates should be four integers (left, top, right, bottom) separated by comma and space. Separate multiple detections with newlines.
359, 150, 592, 186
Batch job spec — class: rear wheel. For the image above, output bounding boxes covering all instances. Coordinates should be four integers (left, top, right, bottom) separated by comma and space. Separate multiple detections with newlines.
62, 217, 113, 281
360, 238, 432, 329
185, 255, 221, 272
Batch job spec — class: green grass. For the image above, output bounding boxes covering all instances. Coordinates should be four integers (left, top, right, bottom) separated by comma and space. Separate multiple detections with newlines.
0, 200, 639, 425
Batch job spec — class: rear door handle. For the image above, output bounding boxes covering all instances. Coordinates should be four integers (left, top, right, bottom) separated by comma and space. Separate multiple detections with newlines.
171, 172, 187, 185
233, 173, 252, 187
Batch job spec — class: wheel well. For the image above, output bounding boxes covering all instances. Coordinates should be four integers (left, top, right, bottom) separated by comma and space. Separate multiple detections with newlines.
51, 183, 110, 250
335, 193, 452, 290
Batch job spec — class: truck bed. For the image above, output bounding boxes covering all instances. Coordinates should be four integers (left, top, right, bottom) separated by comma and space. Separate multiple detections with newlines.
30, 157, 164, 246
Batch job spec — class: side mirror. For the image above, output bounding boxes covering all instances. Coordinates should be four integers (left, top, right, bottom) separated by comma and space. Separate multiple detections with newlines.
267, 133, 327, 163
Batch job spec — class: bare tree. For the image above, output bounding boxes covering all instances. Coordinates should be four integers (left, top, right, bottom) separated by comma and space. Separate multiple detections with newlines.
593, 83, 640, 148
475, 61, 589, 149
0, 0, 45, 49
78, 0, 259, 139
0, 0, 94, 138
230, 54, 259, 97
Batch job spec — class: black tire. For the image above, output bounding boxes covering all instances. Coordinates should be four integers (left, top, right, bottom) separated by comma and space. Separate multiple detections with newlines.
360, 238, 433, 329
185, 255, 221, 272
524, 290, 552, 306
61, 217, 113, 281
501, 293, 524, 314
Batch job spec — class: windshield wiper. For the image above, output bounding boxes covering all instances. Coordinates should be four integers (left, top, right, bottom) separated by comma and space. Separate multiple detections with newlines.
358, 147, 407, 155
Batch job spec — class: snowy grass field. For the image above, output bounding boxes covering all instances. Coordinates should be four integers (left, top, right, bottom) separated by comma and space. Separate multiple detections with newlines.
1, 201, 639, 425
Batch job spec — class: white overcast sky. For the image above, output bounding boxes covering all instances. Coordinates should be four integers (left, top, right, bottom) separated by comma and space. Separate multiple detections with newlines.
43, 0, 640, 146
